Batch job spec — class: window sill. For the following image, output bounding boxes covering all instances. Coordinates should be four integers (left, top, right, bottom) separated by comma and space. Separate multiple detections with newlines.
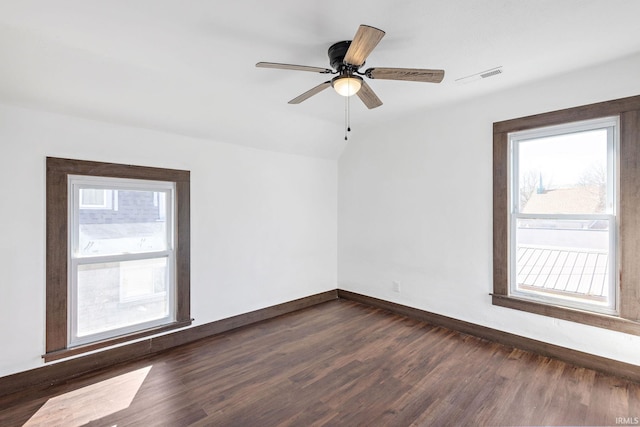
43, 319, 192, 362
491, 294, 640, 336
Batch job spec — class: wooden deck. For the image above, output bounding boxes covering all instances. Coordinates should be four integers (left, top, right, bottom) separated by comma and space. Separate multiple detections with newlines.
1, 299, 638, 426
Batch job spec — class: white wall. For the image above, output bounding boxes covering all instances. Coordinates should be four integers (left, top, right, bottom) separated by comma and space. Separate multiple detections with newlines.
3, 52, 640, 381
338, 52, 640, 366
0, 105, 337, 377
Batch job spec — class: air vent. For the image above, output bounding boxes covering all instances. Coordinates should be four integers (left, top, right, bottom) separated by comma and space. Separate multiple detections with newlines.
480, 68, 502, 79
455, 66, 503, 84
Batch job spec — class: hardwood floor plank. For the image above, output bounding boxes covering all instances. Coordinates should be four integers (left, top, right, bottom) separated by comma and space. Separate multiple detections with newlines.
1, 299, 639, 426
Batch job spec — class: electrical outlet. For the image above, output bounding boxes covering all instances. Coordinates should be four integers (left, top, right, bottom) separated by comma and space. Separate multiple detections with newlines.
392, 281, 400, 293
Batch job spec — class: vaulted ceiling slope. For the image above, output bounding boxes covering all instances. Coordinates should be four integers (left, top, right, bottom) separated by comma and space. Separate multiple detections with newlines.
1, 1, 639, 159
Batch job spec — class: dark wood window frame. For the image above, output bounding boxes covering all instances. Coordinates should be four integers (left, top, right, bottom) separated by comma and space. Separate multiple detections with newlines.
45, 157, 191, 362
492, 95, 640, 335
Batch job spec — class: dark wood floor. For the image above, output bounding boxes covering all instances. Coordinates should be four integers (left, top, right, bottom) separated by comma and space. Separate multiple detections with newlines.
1, 299, 639, 426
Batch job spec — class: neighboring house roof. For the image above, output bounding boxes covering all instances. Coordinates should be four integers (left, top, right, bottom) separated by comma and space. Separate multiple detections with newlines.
522, 185, 603, 214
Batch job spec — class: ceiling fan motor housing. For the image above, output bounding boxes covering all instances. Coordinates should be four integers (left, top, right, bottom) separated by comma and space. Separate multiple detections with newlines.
328, 41, 357, 71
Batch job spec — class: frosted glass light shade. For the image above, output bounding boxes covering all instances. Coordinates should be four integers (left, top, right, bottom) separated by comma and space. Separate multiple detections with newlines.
332, 76, 362, 97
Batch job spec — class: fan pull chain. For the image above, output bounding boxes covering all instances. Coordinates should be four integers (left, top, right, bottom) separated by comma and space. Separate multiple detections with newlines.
348, 92, 351, 133
344, 93, 352, 141
344, 96, 348, 140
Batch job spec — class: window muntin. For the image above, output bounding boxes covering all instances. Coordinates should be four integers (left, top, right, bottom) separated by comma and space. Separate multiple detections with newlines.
69, 176, 176, 346
509, 117, 618, 315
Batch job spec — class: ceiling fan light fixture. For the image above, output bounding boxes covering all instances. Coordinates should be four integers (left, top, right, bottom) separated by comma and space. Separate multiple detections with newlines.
332, 75, 363, 97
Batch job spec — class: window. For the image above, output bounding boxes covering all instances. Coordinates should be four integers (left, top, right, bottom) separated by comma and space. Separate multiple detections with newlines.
79, 189, 115, 209
46, 158, 191, 361
493, 95, 640, 335
70, 176, 175, 346
510, 117, 617, 314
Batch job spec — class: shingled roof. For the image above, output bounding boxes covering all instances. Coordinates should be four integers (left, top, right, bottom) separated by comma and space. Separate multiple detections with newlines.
522, 185, 603, 214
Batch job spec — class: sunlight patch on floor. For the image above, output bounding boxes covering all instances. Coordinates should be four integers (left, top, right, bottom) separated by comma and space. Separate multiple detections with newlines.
24, 365, 151, 427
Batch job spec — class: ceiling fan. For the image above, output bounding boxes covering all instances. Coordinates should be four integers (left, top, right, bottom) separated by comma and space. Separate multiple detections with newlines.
256, 24, 445, 109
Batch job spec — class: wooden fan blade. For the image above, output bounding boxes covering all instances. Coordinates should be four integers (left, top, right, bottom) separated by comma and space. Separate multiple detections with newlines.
344, 25, 385, 67
256, 62, 333, 74
356, 81, 383, 109
288, 81, 332, 104
365, 67, 445, 83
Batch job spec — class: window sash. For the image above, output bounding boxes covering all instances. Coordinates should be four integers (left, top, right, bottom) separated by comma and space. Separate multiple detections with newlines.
510, 117, 617, 215
69, 257, 174, 346
509, 214, 617, 314
70, 176, 174, 257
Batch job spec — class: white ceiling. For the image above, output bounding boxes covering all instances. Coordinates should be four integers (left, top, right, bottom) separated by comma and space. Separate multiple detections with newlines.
1, 1, 639, 159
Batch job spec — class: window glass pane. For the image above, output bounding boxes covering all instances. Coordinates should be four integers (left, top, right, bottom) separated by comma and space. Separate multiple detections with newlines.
79, 189, 168, 256
515, 218, 610, 303
518, 129, 608, 214
76, 258, 170, 338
